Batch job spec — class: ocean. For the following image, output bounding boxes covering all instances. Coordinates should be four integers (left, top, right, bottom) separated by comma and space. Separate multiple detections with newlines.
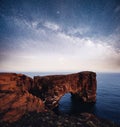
22, 72, 120, 124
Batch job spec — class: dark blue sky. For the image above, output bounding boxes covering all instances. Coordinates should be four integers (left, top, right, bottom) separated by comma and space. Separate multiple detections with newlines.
0, 0, 120, 72
1, 0, 120, 35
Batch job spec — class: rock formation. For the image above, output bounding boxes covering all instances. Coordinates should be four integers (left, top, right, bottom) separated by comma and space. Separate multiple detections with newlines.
0, 73, 45, 123
32, 71, 97, 109
0, 72, 119, 127
0, 71, 97, 123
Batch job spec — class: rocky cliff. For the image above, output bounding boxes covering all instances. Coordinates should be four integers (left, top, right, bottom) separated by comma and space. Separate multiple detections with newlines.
0, 73, 45, 123
0, 71, 96, 123
32, 71, 96, 109
0, 72, 118, 127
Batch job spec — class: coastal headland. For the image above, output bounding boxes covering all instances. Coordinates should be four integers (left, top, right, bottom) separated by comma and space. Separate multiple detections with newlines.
0, 72, 119, 127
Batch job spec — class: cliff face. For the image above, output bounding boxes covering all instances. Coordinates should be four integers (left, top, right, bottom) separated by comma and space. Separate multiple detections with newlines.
0, 72, 119, 127
32, 71, 97, 109
0, 73, 45, 123
0, 71, 97, 123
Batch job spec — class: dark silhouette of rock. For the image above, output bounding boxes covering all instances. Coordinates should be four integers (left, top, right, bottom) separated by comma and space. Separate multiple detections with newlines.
0, 73, 45, 123
32, 71, 96, 109
1, 112, 119, 127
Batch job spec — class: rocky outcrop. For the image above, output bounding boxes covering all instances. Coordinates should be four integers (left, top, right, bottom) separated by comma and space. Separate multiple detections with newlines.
0, 72, 119, 127
32, 71, 96, 109
0, 73, 45, 123
0, 71, 97, 123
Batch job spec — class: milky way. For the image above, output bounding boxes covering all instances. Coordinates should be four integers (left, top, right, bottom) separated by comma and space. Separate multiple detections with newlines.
0, 0, 120, 72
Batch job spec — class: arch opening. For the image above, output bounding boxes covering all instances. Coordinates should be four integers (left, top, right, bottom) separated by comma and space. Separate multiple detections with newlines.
53, 92, 95, 115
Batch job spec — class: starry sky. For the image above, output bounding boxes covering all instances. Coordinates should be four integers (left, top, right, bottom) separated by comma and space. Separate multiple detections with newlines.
0, 0, 120, 72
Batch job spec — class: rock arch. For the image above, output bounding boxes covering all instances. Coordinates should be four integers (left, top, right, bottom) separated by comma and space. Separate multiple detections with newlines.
0, 71, 97, 122
32, 71, 97, 109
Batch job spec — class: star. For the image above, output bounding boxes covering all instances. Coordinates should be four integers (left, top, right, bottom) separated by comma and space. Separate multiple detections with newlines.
56, 11, 60, 14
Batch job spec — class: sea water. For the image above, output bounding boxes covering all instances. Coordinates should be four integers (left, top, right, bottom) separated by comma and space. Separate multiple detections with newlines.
22, 72, 120, 124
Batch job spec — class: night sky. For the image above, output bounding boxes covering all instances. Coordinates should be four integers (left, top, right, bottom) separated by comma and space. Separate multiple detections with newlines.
0, 0, 120, 72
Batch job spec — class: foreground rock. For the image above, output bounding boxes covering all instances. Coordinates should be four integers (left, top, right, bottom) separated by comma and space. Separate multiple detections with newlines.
0, 112, 119, 127
0, 73, 45, 123
32, 71, 96, 108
